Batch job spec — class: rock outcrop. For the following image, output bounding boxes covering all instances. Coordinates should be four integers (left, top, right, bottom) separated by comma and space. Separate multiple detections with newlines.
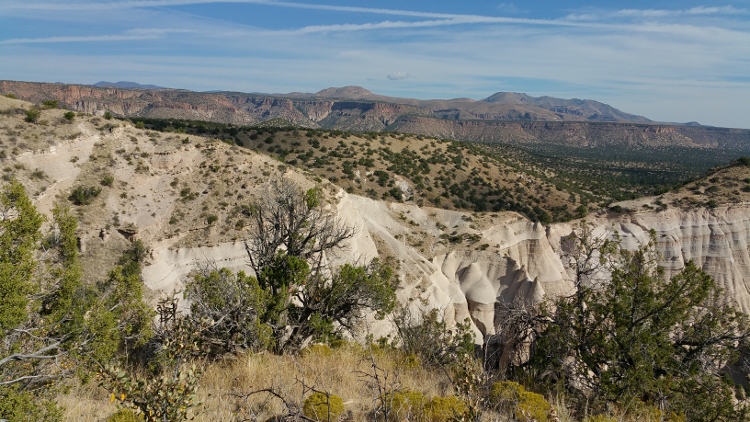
138, 189, 750, 341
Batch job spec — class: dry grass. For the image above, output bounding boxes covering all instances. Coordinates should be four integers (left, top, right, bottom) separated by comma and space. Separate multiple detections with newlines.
58, 380, 117, 421
57, 343, 654, 422
58, 343, 456, 421
196, 343, 451, 421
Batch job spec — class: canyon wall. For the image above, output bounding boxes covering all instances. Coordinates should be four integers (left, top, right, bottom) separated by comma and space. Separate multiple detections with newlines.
140, 191, 750, 341
4, 81, 750, 151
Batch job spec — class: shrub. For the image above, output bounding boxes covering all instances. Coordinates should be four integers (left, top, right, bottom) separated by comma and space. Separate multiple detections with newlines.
490, 381, 549, 422
0, 386, 63, 422
184, 268, 273, 355
104, 111, 113, 120
101, 329, 204, 422
69, 185, 102, 205
63, 111, 76, 121
101, 175, 115, 186
30, 169, 47, 180
206, 214, 218, 225
583, 416, 617, 422
392, 308, 474, 370
303, 392, 344, 422
5, 93, 18, 99
42, 99, 58, 109
25, 107, 41, 123
424, 396, 469, 422
107, 409, 144, 422
385, 390, 426, 421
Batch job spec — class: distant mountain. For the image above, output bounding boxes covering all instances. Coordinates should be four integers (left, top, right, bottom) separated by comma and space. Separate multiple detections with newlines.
92, 81, 165, 90
482, 92, 651, 123
2, 80, 749, 152
314, 86, 382, 100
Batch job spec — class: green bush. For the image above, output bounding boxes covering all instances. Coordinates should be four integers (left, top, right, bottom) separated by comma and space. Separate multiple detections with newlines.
385, 390, 426, 421
104, 111, 113, 120
0, 385, 63, 422
63, 111, 76, 121
42, 99, 58, 109
303, 392, 345, 422
424, 396, 468, 422
490, 381, 549, 422
583, 416, 617, 422
101, 175, 115, 186
69, 185, 102, 205
107, 409, 144, 422
25, 107, 41, 123
392, 308, 474, 370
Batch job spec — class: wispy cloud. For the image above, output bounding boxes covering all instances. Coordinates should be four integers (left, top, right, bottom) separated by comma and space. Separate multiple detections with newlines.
496, 3, 524, 14
1, 2, 748, 128
0, 29, 192, 45
387, 71, 410, 81
616, 5, 748, 18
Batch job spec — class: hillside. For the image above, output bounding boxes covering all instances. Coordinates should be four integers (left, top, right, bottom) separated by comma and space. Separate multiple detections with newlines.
4, 93, 750, 315
5, 93, 750, 420
128, 116, 746, 209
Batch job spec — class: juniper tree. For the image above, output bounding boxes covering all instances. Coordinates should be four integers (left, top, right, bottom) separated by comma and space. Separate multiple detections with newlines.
528, 225, 750, 420
188, 177, 397, 354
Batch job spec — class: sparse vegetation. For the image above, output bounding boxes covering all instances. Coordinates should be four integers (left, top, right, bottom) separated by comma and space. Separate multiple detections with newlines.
3, 92, 750, 422
42, 99, 59, 109
69, 185, 102, 205
101, 174, 115, 186
303, 392, 345, 421
24, 107, 41, 123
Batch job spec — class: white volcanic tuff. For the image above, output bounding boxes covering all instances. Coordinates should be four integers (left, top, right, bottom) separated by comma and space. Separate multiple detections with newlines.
138, 191, 750, 341
595, 205, 750, 313
142, 241, 251, 300
15, 122, 101, 215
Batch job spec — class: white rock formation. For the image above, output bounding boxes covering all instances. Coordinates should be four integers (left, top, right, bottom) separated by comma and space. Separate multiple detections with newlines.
139, 188, 750, 341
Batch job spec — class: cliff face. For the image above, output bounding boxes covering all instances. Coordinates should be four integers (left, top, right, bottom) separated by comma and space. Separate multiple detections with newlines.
4, 80, 749, 151
137, 191, 750, 340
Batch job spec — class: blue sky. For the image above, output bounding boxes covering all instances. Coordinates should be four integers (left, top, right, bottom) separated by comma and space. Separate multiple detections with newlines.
1, 1, 749, 128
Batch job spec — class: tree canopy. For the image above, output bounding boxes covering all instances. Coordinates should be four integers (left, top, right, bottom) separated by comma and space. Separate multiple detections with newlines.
526, 226, 750, 420
187, 177, 397, 354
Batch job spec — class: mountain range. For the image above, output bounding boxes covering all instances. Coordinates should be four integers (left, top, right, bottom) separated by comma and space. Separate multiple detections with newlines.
1, 80, 749, 153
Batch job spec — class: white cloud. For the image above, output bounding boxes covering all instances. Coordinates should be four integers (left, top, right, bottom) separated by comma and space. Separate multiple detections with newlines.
387, 71, 409, 81
615, 5, 747, 18
1, 2, 749, 127
0, 29, 192, 45
686, 6, 747, 15
496, 3, 523, 14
